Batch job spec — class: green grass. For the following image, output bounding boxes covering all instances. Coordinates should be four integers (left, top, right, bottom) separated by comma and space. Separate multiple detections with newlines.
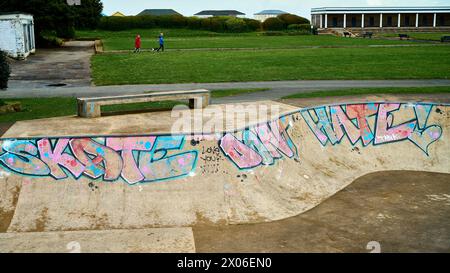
77, 29, 414, 51
91, 46, 450, 85
0, 89, 268, 123
378, 32, 450, 41
282, 86, 450, 99
0, 98, 186, 123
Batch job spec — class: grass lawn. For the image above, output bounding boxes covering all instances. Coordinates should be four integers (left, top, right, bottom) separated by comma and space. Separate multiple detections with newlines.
378, 32, 450, 41
0, 98, 185, 123
0, 89, 268, 123
282, 86, 450, 99
91, 46, 450, 85
77, 29, 414, 51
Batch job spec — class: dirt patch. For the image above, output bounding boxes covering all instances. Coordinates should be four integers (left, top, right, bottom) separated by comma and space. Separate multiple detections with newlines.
0, 185, 20, 232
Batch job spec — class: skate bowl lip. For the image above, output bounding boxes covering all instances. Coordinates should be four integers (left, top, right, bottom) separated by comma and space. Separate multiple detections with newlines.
1, 100, 448, 140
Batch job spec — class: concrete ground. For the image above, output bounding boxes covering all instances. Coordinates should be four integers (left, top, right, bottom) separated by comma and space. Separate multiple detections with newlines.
194, 171, 450, 253
0, 227, 195, 253
7, 41, 94, 89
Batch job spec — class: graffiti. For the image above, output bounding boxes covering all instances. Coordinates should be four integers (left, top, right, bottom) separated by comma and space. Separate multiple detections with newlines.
301, 103, 442, 155
219, 117, 298, 169
0, 136, 197, 184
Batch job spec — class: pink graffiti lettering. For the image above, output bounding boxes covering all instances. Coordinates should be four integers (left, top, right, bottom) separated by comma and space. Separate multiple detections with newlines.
106, 137, 156, 184
37, 138, 85, 179
374, 104, 416, 144
70, 138, 123, 180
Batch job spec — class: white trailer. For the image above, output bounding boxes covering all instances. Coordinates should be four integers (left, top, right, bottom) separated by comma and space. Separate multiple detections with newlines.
0, 13, 35, 60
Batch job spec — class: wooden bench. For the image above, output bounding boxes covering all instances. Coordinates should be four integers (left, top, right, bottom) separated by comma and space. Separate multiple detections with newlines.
362, 32, 373, 38
77, 89, 210, 118
399, 34, 410, 40
441, 36, 450, 43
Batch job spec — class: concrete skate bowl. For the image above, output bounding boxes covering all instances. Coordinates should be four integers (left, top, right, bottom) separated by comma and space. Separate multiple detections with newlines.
0, 102, 448, 233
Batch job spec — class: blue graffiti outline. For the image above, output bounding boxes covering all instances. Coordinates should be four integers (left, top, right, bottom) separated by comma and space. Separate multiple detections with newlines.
0, 136, 199, 185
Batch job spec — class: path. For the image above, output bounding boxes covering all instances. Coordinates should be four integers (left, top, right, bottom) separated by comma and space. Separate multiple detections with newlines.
2, 79, 450, 100
7, 41, 94, 89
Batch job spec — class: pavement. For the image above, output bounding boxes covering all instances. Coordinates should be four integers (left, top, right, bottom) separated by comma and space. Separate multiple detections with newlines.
2, 79, 450, 101
0, 97, 448, 252
7, 41, 95, 89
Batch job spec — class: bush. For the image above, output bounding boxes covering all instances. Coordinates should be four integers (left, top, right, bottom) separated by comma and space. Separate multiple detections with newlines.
225, 17, 248, 33
243, 18, 262, 32
262, 17, 285, 31
41, 31, 64, 47
0, 51, 11, 90
287, 24, 313, 34
277, 14, 310, 27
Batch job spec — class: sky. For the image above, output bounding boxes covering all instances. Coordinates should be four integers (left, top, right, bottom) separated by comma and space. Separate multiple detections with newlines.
101, 0, 450, 18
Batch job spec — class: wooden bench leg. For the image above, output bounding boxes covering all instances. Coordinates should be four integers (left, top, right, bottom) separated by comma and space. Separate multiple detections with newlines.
78, 101, 101, 118
189, 95, 210, 109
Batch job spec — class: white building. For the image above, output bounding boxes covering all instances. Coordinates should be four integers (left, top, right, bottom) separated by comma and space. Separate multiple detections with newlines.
0, 13, 35, 59
311, 6, 450, 30
254, 10, 288, 22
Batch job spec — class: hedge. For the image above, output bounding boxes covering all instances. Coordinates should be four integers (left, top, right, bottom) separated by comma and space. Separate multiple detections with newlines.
277, 14, 310, 26
98, 15, 261, 33
262, 17, 285, 31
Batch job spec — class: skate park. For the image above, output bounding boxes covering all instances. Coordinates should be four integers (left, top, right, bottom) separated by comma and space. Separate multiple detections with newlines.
1, 1, 450, 254
0, 95, 449, 252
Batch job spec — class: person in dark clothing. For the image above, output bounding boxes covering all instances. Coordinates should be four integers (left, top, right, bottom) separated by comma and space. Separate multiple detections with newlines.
155, 33, 164, 52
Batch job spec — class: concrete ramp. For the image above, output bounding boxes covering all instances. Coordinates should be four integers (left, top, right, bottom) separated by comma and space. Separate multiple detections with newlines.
0, 228, 195, 253
0, 102, 448, 233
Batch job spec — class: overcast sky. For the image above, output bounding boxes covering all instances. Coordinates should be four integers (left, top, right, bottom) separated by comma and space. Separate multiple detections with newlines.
101, 0, 450, 18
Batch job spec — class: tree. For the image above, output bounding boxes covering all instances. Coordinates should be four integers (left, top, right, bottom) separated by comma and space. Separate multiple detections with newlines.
0, 0, 76, 44
0, 51, 11, 90
72, 0, 103, 29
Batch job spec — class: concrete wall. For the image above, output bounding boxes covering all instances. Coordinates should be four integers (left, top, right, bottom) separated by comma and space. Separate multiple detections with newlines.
0, 102, 448, 232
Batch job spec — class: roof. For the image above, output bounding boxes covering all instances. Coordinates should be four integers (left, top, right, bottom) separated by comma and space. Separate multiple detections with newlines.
137, 9, 181, 16
0, 13, 34, 20
254, 10, 287, 15
194, 10, 245, 16
311, 6, 450, 14
111, 11, 125, 17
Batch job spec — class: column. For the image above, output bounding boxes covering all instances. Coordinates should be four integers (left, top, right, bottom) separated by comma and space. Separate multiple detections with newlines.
433, 13, 437, 27
380, 13, 383, 28
416, 13, 419, 27
343, 14, 347, 28
320, 14, 323, 28
325, 14, 328, 28
362, 13, 365, 28
398, 13, 401, 27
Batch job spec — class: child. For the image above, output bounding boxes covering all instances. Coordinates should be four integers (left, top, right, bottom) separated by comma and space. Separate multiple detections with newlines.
155, 33, 164, 52
134, 34, 141, 53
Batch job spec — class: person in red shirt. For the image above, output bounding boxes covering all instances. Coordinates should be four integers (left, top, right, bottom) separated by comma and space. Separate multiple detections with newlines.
134, 34, 141, 53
